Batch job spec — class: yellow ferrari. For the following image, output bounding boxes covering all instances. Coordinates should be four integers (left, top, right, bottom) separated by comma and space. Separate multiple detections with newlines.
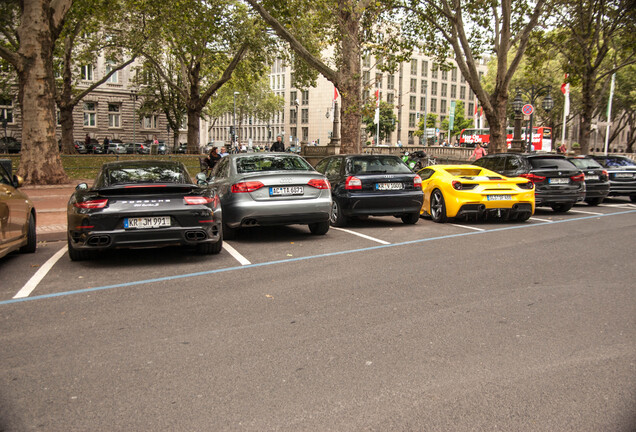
417, 165, 535, 223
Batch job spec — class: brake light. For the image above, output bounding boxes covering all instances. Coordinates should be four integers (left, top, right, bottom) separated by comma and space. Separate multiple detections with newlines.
601, 170, 608, 180
517, 181, 534, 190
345, 176, 362, 190
73, 199, 108, 209
231, 181, 265, 193
570, 173, 585, 182
413, 175, 422, 188
520, 173, 546, 183
308, 179, 330, 189
452, 180, 463, 190
184, 196, 214, 205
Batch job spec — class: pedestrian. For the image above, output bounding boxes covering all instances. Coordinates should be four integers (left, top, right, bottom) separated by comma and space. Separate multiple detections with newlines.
153, 135, 159, 146
558, 143, 567, 155
468, 143, 487, 161
103, 135, 109, 149
84, 133, 90, 148
205, 146, 221, 171
270, 135, 285, 152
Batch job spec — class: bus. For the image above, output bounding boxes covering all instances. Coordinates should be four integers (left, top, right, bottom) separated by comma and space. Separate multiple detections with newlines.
459, 126, 553, 151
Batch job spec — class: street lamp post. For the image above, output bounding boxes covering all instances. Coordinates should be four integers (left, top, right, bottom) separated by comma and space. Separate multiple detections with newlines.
516, 85, 554, 152
130, 89, 138, 144
233, 91, 239, 149
510, 89, 525, 152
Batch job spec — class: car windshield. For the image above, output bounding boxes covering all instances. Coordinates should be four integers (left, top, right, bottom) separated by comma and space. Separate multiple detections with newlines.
105, 163, 190, 186
236, 155, 313, 173
568, 158, 603, 170
349, 156, 412, 174
529, 157, 577, 170
596, 157, 636, 168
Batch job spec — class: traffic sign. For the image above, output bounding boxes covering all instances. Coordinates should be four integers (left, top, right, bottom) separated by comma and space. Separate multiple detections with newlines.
522, 104, 534, 115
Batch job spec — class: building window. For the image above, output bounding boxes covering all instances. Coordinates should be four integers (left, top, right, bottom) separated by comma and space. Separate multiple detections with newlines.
301, 108, 308, 124
0, 98, 14, 123
460, 86, 466, 99
387, 93, 394, 104
421, 60, 428, 77
409, 96, 416, 110
143, 115, 158, 129
105, 61, 118, 83
387, 74, 395, 90
410, 59, 418, 75
363, 70, 371, 86
108, 104, 121, 128
451, 84, 457, 98
83, 102, 96, 126
421, 80, 427, 94
363, 54, 371, 68
363, 89, 369, 101
420, 97, 425, 111
302, 127, 308, 141
432, 64, 438, 79
409, 113, 416, 127
451, 67, 458, 81
431, 81, 437, 96
81, 65, 93, 81
410, 78, 417, 93
376, 73, 383, 89
430, 98, 437, 112
290, 108, 297, 124
441, 69, 448, 80
441, 99, 447, 114
441, 83, 447, 97
301, 90, 309, 105
290, 90, 298, 105
461, 73, 466, 83
468, 102, 474, 115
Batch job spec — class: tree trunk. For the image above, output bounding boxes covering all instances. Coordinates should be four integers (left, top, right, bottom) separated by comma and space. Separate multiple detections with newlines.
579, 74, 596, 154
338, 10, 362, 154
59, 103, 75, 154
484, 90, 509, 154
186, 107, 200, 154
15, 0, 68, 184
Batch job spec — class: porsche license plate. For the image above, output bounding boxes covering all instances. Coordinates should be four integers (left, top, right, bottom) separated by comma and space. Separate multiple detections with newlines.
270, 186, 304, 196
124, 216, 171, 229
487, 195, 512, 201
376, 183, 404, 190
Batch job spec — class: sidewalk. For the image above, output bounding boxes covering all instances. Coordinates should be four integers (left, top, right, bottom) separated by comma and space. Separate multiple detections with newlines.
22, 181, 89, 243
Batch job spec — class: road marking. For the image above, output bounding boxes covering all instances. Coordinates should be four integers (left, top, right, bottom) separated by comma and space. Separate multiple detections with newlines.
530, 217, 553, 223
450, 223, 485, 231
13, 245, 68, 299
570, 209, 603, 216
222, 242, 251, 265
2, 209, 635, 306
331, 227, 390, 244
604, 203, 636, 209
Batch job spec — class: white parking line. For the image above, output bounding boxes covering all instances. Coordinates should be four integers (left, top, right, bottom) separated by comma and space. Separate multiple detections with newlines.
570, 209, 603, 216
604, 203, 636, 209
451, 223, 485, 231
13, 245, 68, 299
331, 227, 390, 245
222, 242, 251, 265
530, 217, 553, 223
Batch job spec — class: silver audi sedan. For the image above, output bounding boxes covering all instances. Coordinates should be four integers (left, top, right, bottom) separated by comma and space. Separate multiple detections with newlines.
204, 153, 332, 239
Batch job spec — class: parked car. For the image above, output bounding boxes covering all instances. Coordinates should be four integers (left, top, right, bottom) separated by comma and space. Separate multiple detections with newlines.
105, 139, 126, 154
590, 155, 636, 202
73, 140, 87, 154
67, 160, 222, 260
473, 153, 585, 212
126, 142, 150, 154
314, 154, 423, 226
417, 164, 534, 222
0, 137, 21, 154
566, 156, 610, 206
86, 138, 103, 154
176, 143, 188, 154
204, 153, 331, 239
144, 139, 169, 154
0, 159, 36, 259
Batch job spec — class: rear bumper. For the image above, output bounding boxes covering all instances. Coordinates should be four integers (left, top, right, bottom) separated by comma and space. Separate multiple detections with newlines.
456, 202, 533, 219
535, 189, 585, 206
584, 182, 610, 199
223, 196, 332, 228
339, 191, 424, 217
607, 182, 636, 196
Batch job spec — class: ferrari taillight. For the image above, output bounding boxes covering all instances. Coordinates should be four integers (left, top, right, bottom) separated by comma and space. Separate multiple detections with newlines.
452, 180, 463, 190
345, 176, 362, 190
231, 181, 265, 193
517, 181, 534, 190
184, 196, 214, 205
74, 199, 108, 209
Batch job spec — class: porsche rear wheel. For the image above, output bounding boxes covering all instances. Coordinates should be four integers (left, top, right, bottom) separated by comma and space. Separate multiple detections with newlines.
430, 189, 447, 223
67, 237, 92, 261
197, 238, 223, 255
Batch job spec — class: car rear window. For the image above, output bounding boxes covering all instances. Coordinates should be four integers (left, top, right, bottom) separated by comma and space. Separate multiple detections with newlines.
568, 158, 603, 170
350, 156, 412, 174
105, 164, 190, 186
528, 157, 577, 170
596, 157, 636, 168
236, 155, 313, 173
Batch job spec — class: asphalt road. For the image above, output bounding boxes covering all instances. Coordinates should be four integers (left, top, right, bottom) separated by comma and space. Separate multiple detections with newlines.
1, 201, 635, 431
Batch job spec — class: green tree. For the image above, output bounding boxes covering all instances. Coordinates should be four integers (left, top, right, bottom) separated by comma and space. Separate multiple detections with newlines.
414, 113, 438, 145
361, 100, 397, 143
440, 101, 473, 143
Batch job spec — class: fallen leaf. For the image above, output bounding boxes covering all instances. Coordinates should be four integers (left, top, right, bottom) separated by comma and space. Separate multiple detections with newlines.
265, 294, 274, 299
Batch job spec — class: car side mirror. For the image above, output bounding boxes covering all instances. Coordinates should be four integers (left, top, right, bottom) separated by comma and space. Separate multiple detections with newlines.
12, 175, 24, 188
76, 182, 88, 191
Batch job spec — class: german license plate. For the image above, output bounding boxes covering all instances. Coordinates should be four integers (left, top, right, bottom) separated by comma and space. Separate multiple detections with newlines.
585, 175, 599, 180
124, 216, 171, 229
376, 183, 404, 190
270, 186, 304, 196
487, 195, 512, 201
615, 173, 633, 178
549, 178, 569, 184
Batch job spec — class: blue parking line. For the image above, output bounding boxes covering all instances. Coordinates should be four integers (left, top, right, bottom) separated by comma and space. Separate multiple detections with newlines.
2, 209, 634, 306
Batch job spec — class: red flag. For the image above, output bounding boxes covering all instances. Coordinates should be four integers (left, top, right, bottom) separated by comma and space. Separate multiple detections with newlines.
333, 87, 339, 101
375, 89, 380, 108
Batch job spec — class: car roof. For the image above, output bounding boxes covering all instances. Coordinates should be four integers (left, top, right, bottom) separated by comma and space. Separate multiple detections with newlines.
101, 159, 184, 170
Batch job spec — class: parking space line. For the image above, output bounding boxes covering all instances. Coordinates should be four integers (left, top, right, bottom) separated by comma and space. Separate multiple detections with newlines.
331, 227, 390, 245
13, 245, 68, 299
604, 203, 636, 209
222, 243, 251, 265
450, 224, 485, 232
530, 217, 553, 223
570, 209, 603, 216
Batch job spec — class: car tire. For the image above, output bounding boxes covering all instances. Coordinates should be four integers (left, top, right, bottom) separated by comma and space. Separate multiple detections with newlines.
516, 212, 532, 222
401, 212, 420, 224
430, 189, 447, 223
630, 194, 636, 203
308, 221, 330, 235
222, 222, 238, 240
67, 237, 92, 261
585, 198, 603, 206
550, 203, 573, 213
330, 199, 348, 227
197, 238, 223, 255
19, 213, 37, 253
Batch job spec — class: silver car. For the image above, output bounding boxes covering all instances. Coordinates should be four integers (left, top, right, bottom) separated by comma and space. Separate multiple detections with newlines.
204, 153, 332, 239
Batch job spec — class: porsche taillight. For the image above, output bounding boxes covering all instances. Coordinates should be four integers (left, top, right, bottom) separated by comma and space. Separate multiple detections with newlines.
73, 198, 108, 209
184, 196, 214, 205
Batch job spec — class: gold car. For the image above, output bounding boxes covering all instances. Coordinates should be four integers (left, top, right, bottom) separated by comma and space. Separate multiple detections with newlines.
0, 160, 36, 259
417, 164, 535, 223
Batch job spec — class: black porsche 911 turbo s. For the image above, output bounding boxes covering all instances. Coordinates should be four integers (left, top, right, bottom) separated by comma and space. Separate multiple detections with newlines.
67, 160, 223, 261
